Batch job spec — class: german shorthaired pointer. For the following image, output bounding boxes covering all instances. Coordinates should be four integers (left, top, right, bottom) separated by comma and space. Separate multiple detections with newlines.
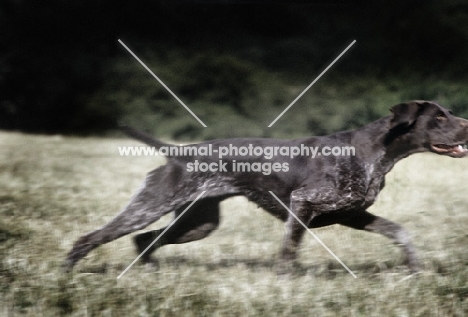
65, 101, 468, 274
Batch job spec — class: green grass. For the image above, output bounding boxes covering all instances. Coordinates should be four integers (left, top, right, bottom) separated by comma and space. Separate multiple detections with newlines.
1, 131, 468, 316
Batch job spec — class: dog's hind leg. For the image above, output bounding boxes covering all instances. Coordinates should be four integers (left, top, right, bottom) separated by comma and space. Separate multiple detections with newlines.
64, 190, 172, 269
337, 210, 421, 272
64, 165, 198, 270
133, 197, 221, 264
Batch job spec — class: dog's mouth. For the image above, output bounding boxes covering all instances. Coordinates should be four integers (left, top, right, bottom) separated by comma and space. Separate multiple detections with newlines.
430, 143, 468, 157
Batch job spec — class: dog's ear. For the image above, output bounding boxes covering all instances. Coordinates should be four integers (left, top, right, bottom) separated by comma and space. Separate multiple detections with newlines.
389, 101, 424, 129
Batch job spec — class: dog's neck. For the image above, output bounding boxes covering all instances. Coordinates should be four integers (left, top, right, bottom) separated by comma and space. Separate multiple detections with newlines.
354, 116, 426, 175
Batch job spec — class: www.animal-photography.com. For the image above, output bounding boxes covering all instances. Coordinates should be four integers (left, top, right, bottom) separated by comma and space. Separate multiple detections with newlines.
2, 1, 468, 316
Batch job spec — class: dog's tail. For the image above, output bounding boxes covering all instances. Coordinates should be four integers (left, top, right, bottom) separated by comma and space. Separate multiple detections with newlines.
119, 125, 172, 149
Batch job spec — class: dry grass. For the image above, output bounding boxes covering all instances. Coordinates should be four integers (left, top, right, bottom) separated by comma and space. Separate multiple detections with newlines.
1, 131, 468, 316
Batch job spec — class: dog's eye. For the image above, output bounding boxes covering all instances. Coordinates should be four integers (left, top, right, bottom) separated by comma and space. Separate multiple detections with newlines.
436, 114, 447, 121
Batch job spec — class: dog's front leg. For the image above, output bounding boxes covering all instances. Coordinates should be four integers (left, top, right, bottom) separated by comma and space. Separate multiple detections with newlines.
337, 210, 421, 273
276, 184, 366, 275
277, 198, 312, 275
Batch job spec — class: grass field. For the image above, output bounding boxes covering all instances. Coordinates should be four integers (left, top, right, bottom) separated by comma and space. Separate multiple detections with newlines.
1, 131, 468, 316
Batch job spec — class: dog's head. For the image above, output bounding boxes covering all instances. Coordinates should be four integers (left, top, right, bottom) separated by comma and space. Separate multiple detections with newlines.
389, 100, 468, 158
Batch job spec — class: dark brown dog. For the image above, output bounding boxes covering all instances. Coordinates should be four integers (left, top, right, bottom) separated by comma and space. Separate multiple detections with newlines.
65, 101, 468, 274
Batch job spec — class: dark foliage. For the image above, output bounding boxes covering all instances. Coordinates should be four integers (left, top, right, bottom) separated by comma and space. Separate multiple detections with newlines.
1, 0, 467, 136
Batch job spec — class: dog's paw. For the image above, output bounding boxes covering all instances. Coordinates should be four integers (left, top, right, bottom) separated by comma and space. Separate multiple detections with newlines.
404, 257, 422, 274
143, 258, 160, 272
62, 259, 74, 273
276, 261, 294, 277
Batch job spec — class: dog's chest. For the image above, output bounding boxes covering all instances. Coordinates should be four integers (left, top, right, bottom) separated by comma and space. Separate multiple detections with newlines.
362, 164, 386, 206
337, 161, 385, 208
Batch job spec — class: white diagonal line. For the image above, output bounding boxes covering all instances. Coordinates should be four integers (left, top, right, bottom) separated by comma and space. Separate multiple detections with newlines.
269, 191, 357, 278
268, 40, 356, 127
118, 39, 207, 128
117, 191, 207, 279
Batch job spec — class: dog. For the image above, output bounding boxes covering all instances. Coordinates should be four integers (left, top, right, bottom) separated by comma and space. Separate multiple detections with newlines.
65, 100, 468, 274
